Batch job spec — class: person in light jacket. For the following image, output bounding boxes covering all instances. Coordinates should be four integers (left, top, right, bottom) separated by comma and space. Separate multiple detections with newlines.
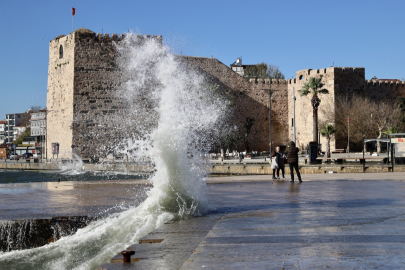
284, 141, 302, 183
276, 146, 286, 179
270, 151, 278, 180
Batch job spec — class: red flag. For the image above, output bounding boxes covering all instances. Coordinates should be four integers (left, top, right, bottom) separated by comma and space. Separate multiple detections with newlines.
72, 7, 76, 16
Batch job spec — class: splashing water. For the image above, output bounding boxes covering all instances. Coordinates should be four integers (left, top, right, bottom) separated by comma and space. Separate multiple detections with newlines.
58, 153, 85, 176
0, 33, 227, 269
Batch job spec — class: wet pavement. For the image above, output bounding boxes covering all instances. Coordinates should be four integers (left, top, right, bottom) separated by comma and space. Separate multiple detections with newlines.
0, 180, 150, 220
98, 172, 405, 269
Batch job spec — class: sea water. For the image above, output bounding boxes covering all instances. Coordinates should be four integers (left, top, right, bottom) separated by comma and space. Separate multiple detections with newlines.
0, 33, 227, 270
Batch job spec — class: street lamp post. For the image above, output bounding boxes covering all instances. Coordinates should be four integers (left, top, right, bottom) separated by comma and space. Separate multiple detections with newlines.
45, 110, 48, 162
44, 109, 55, 162
347, 116, 350, 157
262, 86, 279, 155
292, 87, 296, 144
253, 131, 257, 156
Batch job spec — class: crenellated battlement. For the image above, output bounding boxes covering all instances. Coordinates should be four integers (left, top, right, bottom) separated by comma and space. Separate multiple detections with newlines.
50, 28, 162, 45
366, 80, 405, 87
250, 78, 287, 85
325, 67, 365, 74
93, 32, 162, 43
289, 66, 366, 85
295, 67, 365, 76
95, 33, 126, 39
309, 68, 327, 75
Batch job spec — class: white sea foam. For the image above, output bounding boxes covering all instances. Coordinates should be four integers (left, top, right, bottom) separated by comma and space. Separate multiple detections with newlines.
58, 152, 85, 175
0, 33, 227, 269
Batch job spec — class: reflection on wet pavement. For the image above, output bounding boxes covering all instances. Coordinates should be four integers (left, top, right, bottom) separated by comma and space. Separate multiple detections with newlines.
0, 180, 151, 220
100, 175, 405, 269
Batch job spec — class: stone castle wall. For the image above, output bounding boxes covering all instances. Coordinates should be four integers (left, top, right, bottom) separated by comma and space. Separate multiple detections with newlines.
180, 56, 289, 152
288, 67, 405, 152
288, 68, 338, 151
47, 29, 163, 159
250, 78, 289, 150
47, 28, 405, 159
46, 33, 75, 159
365, 80, 405, 100
332, 67, 365, 149
71, 30, 124, 159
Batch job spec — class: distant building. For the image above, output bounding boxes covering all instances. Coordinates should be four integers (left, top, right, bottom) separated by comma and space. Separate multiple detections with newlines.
230, 58, 268, 78
230, 58, 259, 77
30, 110, 46, 156
0, 144, 6, 159
15, 136, 36, 156
30, 109, 46, 136
5, 113, 24, 145
13, 125, 27, 139
0, 120, 5, 144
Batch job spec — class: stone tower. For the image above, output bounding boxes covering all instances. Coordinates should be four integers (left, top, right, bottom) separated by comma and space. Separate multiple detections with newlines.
46, 28, 162, 160
288, 67, 365, 150
48, 29, 403, 159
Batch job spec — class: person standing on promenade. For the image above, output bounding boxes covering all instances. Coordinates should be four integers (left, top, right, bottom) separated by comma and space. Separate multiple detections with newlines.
276, 146, 286, 179
270, 151, 279, 180
284, 141, 302, 183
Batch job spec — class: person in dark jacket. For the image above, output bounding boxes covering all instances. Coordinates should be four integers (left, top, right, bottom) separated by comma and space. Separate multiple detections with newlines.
284, 141, 302, 183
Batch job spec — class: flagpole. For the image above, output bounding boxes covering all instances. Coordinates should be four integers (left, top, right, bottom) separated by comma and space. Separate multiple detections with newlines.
72, 8, 73, 32
347, 116, 350, 157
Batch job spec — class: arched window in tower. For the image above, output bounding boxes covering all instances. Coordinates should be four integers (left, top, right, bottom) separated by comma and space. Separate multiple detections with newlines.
59, 45, 63, 59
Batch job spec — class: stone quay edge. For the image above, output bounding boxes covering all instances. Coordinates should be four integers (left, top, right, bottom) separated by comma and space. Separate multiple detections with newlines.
0, 162, 404, 174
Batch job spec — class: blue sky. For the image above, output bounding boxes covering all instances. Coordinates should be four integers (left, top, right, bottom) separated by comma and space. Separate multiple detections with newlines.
1, 0, 404, 119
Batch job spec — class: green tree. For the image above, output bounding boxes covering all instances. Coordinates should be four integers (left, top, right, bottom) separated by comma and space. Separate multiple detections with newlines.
320, 124, 336, 158
13, 127, 31, 145
244, 117, 255, 153
300, 76, 329, 143
243, 63, 285, 81
396, 97, 405, 125
205, 82, 238, 158
382, 126, 401, 137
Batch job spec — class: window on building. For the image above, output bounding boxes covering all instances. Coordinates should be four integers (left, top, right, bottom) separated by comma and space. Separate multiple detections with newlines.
59, 45, 63, 59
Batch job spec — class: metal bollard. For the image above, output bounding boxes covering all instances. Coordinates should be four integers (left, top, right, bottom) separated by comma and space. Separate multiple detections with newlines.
121, 250, 135, 263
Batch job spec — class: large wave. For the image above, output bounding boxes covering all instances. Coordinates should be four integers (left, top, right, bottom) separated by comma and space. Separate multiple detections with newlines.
0, 33, 227, 270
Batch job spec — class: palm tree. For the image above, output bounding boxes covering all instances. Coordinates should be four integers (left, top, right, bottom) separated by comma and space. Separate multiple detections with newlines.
320, 124, 336, 158
382, 126, 401, 137
300, 77, 329, 143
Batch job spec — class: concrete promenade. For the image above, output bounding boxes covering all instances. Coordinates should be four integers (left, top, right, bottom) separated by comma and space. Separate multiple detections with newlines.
1, 153, 403, 175
98, 172, 405, 269
0, 180, 150, 220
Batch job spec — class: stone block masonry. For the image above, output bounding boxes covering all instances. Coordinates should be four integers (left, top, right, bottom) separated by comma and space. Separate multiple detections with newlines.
180, 56, 289, 152
47, 28, 405, 160
47, 29, 162, 159
47, 29, 288, 160
0, 217, 94, 252
287, 67, 404, 151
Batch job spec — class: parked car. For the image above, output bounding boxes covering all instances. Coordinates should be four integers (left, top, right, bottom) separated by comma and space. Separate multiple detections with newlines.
22, 153, 33, 158
9, 154, 19, 160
